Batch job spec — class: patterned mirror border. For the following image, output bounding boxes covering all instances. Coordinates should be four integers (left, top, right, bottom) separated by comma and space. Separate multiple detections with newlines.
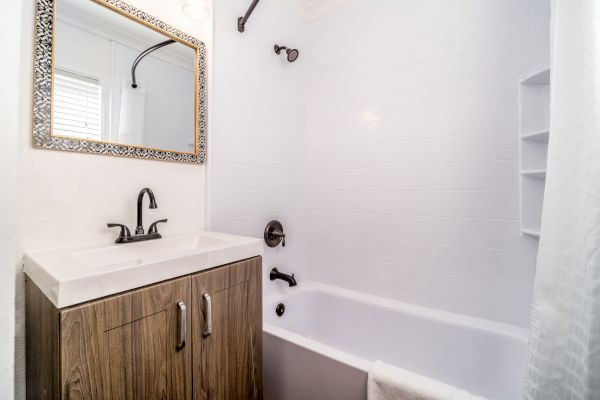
33, 0, 207, 164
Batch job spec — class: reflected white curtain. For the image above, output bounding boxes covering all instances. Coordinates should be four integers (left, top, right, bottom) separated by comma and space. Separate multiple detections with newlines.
524, 1, 600, 399
118, 78, 145, 146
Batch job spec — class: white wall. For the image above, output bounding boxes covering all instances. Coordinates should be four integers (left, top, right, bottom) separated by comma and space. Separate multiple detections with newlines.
2, 0, 212, 397
0, 0, 22, 396
209, 0, 307, 299
210, 0, 551, 326
305, 0, 550, 326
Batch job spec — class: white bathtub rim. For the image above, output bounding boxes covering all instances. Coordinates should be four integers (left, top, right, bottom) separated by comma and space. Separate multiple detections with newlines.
265, 281, 528, 343
264, 322, 372, 373
264, 281, 528, 399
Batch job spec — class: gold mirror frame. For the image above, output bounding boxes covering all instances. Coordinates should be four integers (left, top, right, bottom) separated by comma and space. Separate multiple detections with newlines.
33, 0, 207, 164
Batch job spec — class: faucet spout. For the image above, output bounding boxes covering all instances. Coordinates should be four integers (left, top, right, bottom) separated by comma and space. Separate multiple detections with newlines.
270, 268, 297, 287
136, 188, 157, 235
109, 188, 166, 244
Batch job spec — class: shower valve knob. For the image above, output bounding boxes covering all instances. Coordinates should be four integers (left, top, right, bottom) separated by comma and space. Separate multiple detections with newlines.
264, 220, 286, 248
272, 230, 286, 247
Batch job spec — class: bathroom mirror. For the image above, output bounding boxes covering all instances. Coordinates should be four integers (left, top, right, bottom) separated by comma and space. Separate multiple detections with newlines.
33, 0, 207, 164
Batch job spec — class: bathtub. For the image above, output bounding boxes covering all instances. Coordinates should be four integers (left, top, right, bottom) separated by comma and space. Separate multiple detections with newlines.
263, 282, 528, 400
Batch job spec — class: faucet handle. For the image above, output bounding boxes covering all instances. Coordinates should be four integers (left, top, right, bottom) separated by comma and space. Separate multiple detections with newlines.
264, 220, 286, 248
149, 219, 168, 234
281, 232, 286, 247
272, 230, 286, 247
107, 223, 132, 239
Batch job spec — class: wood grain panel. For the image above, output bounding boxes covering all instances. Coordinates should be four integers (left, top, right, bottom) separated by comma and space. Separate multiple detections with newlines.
106, 311, 169, 399
135, 312, 169, 399
107, 321, 134, 398
192, 257, 263, 400
26, 277, 60, 400
61, 276, 191, 399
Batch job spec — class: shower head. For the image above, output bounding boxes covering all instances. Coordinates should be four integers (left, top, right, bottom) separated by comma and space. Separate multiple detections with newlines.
274, 44, 299, 63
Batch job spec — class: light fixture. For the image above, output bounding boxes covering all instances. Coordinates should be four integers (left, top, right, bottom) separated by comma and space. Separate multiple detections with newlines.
182, 0, 210, 20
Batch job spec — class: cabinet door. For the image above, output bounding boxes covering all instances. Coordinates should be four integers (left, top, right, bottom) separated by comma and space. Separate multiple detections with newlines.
60, 276, 192, 400
192, 257, 263, 400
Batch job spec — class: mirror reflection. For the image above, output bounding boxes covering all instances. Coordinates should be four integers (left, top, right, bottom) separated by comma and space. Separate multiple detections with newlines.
53, 0, 197, 154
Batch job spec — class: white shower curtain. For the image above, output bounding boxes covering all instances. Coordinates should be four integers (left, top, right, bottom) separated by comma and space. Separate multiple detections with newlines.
524, 1, 600, 399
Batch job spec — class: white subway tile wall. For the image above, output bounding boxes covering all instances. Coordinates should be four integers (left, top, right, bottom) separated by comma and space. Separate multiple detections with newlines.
212, 0, 550, 326
211, 0, 308, 297
305, 0, 549, 326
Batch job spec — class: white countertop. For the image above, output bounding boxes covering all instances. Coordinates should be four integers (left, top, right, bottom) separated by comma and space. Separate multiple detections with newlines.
24, 231, 263, 308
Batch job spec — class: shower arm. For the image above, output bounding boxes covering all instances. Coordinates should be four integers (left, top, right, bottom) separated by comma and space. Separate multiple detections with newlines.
131, 39, 176, 88
237, 0, 260, 33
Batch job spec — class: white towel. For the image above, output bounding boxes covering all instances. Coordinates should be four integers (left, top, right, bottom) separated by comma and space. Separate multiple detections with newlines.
367, 361, 486, 400
118, 78, 145, 146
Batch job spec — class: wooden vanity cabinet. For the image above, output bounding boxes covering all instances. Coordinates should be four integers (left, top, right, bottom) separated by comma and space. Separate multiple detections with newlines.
26, 256, 262, 400
192, 256, 262, 400
60, 276, 192, 400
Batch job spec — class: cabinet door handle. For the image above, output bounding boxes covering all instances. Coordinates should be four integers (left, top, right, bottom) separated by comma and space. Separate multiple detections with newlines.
176, 301, 186, 350
203, 293, 212, 338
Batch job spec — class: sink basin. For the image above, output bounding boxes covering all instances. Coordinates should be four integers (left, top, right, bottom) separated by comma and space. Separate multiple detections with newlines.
24, 231, 263, 308
70, 234, 231, 269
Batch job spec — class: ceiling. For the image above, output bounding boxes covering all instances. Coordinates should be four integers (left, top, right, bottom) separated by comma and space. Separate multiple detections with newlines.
279, 0, 355, 22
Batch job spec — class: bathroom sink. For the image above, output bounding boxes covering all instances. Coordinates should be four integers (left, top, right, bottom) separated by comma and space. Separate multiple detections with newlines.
70, 233, 232, 269
24, 231, 263, 308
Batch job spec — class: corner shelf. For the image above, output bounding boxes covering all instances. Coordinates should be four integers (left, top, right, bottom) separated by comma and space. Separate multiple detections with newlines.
520, 68, 550, 85
520, 130, 549, 143
521, 228, 541, 239
519, 67, 550, 240
521, 169, 546, 180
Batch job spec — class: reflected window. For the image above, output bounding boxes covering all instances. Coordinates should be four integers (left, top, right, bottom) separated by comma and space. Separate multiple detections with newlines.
53, 69, 103, 141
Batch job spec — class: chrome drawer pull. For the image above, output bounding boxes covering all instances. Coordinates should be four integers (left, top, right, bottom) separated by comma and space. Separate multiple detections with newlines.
176, 301, 186, 350
203, 293, 212, 338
